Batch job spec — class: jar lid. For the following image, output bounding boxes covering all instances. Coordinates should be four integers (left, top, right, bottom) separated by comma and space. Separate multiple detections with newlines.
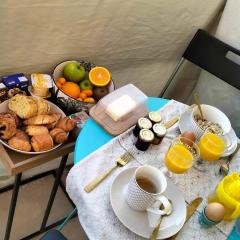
137, 117, 152, 129
148, 112, 162, 123
139, 129, 154, 142
153, 123, 167, 137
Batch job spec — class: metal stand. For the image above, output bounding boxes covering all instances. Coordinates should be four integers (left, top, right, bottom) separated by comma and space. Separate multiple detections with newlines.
4, 173, 22, 240
3, 154, 76, 240
40, 154, 69, 230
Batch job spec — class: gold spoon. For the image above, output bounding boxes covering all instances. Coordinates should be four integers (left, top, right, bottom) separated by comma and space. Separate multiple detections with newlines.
194, 93, 204, 120
150, 201, 173, 240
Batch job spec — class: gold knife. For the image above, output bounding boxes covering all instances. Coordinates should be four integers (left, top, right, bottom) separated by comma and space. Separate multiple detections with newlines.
167, 197, 203, 240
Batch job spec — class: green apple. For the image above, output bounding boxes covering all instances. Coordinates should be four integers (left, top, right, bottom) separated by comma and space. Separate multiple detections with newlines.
80, 79, 93, 90
63, 62, 85, 83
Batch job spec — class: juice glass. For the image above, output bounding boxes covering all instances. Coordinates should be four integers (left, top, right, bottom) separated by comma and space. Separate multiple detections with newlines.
198, 132, 225, 161
164, 137, 200, 175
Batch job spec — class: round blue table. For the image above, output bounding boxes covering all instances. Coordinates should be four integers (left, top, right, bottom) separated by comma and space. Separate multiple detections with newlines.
74, 97, 169, 164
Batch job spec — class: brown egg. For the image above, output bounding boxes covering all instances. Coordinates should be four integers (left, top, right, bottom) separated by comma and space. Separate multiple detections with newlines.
181, 131, 196, 147
205, 202, 225, 222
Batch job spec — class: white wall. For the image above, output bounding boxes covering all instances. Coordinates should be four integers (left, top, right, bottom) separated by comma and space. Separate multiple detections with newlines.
0, 0, 225, 96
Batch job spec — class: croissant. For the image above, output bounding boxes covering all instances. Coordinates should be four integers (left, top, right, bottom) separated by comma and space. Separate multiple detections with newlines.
50, 128, 68, 144
56, 117, 76, 132
24, 114, 55, 125
45, 112, 62, 129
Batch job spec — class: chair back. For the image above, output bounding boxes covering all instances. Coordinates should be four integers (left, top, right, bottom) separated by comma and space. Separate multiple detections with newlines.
160, 29, 240, 137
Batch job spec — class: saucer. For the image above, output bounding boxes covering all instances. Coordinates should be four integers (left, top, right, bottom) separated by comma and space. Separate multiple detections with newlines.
110, 167, 186, 239
179, 110, 238, 157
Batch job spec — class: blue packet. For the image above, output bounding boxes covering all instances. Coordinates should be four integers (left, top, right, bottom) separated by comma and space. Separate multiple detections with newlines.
2, 73, 29, 89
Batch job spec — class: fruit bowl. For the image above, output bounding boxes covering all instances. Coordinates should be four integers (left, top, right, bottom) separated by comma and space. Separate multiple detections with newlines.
52, 60, 115, 113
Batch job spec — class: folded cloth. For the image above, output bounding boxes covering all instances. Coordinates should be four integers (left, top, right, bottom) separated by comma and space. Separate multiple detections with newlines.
66, 100, 236, 240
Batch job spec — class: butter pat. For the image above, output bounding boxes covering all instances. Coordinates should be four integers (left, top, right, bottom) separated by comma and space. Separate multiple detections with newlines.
105, 95, 137, 121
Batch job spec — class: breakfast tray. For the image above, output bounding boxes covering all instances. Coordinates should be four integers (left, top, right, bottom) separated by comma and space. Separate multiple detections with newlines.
89, 104, 148, 136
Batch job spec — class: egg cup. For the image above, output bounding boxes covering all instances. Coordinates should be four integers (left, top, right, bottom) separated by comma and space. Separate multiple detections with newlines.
198, 207, 221, 228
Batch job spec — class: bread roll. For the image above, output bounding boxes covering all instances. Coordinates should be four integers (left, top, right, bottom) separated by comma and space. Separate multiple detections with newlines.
56, 117, 76, 132
50, 128, 67, 144
8, 94, 38, 119
8, 130, 31, 152
36, 99, 51, 115
26, 125, 49, 136
31, 134, 54, 152
24, 114, 55, 125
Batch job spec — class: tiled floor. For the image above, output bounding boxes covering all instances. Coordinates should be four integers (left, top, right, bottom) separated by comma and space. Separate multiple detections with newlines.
0, 172, 88, 240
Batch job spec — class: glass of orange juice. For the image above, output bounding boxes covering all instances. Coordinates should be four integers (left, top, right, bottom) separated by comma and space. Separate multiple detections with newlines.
164, 137, 200, 176
195, 131, 226, 172
198, 132, 225, 161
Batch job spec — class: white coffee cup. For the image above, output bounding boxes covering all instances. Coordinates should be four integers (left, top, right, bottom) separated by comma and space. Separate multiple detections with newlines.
125, 165, 171, 224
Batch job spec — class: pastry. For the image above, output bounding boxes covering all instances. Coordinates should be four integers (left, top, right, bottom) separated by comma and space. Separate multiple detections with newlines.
8, 94, 38, 119
46, 112, 62, 129
15, 129, 30, 141
36, 98, 51, 115
50, 128, 68, 144
8, 130, 31, 152
23, 114, 55, 125
7, 111, 20, 127
31, 134, 54, 152
0, 114, 17, 139
25, 125, 49, 136
56, 117, 76, 132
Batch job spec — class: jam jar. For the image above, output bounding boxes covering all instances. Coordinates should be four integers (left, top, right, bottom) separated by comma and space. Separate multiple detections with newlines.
147, 111, 162, 124
135, 129, 154, 151
133, 117, 152, 137
152, 123, 167, 145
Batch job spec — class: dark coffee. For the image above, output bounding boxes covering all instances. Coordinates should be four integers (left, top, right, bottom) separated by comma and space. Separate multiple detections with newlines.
136, 176, 158, 193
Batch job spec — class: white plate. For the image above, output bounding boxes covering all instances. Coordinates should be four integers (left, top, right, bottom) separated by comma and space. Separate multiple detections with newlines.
110, 167, 186, 239
0, 99, 66, 155
179, 110, 238, 157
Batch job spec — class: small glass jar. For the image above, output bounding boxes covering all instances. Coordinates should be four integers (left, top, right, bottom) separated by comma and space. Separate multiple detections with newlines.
152, 123, 167, 145
135, 129, 154, 151
133, 117, 152, 137
147, 112, 162, 124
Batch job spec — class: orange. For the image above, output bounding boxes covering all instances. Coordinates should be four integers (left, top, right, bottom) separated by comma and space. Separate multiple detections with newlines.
58, 77, 66, 85
61, 82, 81, 99
84, 97, 95, 103
89, 67, 111, 87
56, 82, 62, 89
82, 89, 93, 97
79, 92, 87, 99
